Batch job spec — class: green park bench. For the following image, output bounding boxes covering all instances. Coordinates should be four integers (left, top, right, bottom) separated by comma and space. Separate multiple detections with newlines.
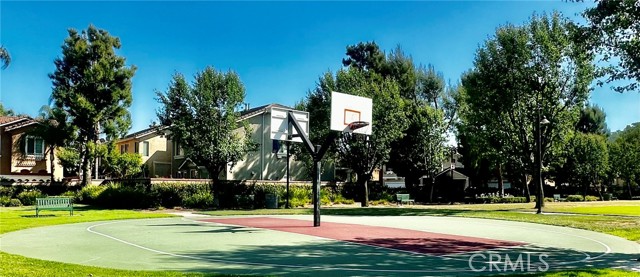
36, 197, 73, 217
396, 194, 415, 206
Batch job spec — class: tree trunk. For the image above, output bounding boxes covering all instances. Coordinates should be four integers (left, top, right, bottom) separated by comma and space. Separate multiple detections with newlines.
357, 173, 369, 207
49, 146, 56, 183
523, 174, 531, 202
497, 164, 504, 197
627, 178, 634, 199
81, 143, 91, 186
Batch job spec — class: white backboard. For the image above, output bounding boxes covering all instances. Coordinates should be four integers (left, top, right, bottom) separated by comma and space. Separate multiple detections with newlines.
330, 91, 373, 135
270, 107, 309, 143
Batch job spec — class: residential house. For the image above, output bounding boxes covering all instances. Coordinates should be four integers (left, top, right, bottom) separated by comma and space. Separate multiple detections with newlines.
0, 116, 62, 181
116, 103, 328, 181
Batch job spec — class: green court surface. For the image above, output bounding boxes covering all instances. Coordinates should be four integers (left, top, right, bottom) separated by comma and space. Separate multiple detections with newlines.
1, 215, 638, 276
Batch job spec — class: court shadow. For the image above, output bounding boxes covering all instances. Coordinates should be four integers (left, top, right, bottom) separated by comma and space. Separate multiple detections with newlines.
159, 239, 639, 277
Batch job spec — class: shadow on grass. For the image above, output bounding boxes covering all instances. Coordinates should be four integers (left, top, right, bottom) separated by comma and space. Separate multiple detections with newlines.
20, 214, 56, 218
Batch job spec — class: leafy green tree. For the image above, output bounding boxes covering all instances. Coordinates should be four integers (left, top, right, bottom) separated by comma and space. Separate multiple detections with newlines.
580, 0, 640, 92
0, 103, 15, 116
565, 132, 609, 199
21, 106, 75, 181
576, 104, 609, 135
303, 68, 407, 206
57, 147, 80, 176
49, 25, 136, 186
157, 67, 254, 185
609, 122, 640, 198
457, 13, 595, 206
101, 145, 142, 178
335, 70, 407, 206
341, 42, 454, 200
0, 45, 10, 69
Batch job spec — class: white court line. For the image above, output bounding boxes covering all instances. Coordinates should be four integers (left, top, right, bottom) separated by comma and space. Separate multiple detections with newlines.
86, 219, 478, 273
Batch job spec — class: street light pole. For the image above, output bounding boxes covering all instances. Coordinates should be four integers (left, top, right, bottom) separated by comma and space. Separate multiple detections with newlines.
536, 106, 550, 214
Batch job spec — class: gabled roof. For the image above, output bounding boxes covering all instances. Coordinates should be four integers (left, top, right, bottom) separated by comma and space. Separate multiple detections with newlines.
0, 116, 28, 126
120, 103, 296, 141
238, 103, 293, 121
0, 116, 37, 131
122, 125, 167, 140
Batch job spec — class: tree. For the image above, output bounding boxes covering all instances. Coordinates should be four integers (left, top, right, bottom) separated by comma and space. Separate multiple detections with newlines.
21, 106, 75, 182
157, 67, 254, 186
580, 0, 640, 93
565, 132, 609, 199
57, 147, 80, 176
341, 42, 454, 200
576, 104, 609, 135
389, 65, 451, 197
100, 144, 142, 178
302, 67, 407, 206
49, 25, 136, 186
457, 13, 595, 207
0, 45, 10, 69
609, 122, 640, 198
0, 103, 15, 116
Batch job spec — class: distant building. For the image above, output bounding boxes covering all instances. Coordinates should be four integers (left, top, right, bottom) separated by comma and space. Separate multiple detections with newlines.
0, 116, 63, 181
116, 104, 330, 181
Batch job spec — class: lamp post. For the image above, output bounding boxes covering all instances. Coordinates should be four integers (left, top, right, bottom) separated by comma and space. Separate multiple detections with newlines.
536, 107, 550, 214
450, 146, 457, 203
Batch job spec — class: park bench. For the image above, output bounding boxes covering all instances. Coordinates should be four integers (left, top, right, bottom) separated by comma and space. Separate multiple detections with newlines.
36, 197, 73, 217
396, 194, 415, 206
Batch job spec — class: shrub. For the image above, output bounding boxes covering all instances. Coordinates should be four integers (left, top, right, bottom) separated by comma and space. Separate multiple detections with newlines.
476, 196, 530, 204
78, 185, 107, 204
0, 196, 10, 206
0, 186, 15, 197
369, 199, 389, 206
9, 198, 22, 207
182, 191, 214, 209
17, 190, 47, 206
585, 195, 599, 201
96, 183, 153, 209
59, 190, 78, 199
566, 195, 584, 202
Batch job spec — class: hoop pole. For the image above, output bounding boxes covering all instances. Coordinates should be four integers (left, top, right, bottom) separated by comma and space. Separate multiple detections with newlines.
286, 141, 290, 209
313, 148, 321, 227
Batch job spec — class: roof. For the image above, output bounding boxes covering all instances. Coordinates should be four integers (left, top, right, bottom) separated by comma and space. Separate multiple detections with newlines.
0, 116, 28, 126
120, 103, 296, 141
0, 116, 37, 131
122, 125, 167, 140
238, 103, 293, 121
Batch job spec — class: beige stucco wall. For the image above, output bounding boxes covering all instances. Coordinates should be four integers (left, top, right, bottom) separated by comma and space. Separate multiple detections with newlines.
228, 112, 308, 181
139, 134, 173, 177
1, 130, 63, 180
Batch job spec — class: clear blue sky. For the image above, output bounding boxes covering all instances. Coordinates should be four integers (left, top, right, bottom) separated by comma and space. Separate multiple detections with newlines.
1, 1, 638, 134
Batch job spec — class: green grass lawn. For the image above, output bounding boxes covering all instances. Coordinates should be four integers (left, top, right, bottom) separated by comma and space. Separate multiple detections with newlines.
1, 202, 638, 277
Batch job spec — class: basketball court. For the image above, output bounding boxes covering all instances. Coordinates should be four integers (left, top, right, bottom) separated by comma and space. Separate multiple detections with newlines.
1, 214, 638, 276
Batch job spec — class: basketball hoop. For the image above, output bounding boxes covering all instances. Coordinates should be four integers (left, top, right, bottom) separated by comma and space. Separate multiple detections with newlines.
347, 121, 369, 131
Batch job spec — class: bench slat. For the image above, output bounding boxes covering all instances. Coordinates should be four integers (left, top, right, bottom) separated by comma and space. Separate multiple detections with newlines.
36, 197, 73, 217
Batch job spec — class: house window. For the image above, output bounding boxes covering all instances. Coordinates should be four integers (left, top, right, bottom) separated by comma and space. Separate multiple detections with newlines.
25, 136, 45, 158
120, 144, 129, 154
142, 141, 149, 156
134, 142, 139, 153
174, 142, 184, 156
